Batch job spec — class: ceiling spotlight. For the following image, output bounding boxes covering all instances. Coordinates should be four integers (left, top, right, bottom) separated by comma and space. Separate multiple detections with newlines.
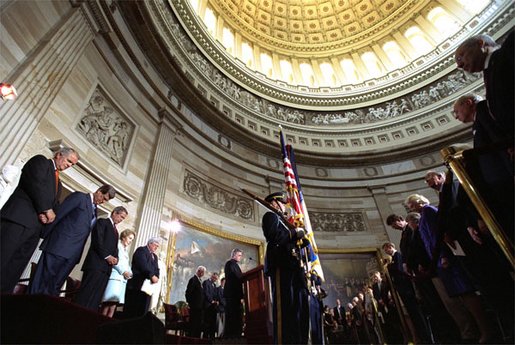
0, 83, 17, 101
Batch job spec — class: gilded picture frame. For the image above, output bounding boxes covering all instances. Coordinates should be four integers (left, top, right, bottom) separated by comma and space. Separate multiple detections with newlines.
317, 248, 384, 308
166, 216, 264, 304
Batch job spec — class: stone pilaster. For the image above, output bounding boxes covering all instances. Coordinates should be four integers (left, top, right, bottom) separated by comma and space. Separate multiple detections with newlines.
134, 109, 182, 247
369, 186, 400, 247
0, 0, 112, 167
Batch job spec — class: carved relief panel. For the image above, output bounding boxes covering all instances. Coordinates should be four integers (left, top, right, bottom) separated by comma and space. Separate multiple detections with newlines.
310, 211, 367, 232
182, 170, 254, 221
76, 86, 135, 166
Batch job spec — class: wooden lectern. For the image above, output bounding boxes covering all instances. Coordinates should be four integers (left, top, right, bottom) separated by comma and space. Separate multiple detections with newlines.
242, 265, 273, 344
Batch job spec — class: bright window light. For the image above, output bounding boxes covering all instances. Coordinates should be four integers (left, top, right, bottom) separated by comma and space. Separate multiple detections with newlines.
320, 62, 337, 86
405, 26, 433, 55
340, 58, 359, 84
361, 52, 382, 78
280, 60, 294, 84
222, 27, 234, 54
260, 52, 274, 78
188, 0, 200, 13
428, 7, 460, 37
383, 41, 408, 69
456, 0, 490, 14
241, 42, 254, 67
204, 7, 216, 36
299, 62, 316, 87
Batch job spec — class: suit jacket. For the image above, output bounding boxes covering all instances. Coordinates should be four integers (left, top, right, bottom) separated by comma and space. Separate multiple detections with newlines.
202, 278, 218, 309
262, 211, 299, 276
399, 226, 413, 264
1, 155, 61, 229
127, 245, 159, 291
333, 305, 344, 323
405, 228, 431, 273
40, 192, 94, 263
216, 286, 225, 312
186, 275, 203, 310
81, 217, 119, 273
372, 281, 389, 304
223, 259, 243, 300
473, 101, 514, 182
484, 29, 514, 142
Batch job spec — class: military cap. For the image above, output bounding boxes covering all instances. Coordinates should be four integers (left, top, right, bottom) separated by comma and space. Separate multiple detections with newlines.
265, 191, 287, 203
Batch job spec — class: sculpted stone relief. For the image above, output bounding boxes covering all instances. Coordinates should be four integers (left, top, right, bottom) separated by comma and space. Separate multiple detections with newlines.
168, 19, 480, 127
76, 87, 135, 166
182, 170, 254, 221
310, 212, 367, 232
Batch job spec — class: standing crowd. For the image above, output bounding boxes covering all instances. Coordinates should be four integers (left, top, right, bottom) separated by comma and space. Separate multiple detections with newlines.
184, 249, 241, 339
0, 146, 163, 318
0, 30, 513, 344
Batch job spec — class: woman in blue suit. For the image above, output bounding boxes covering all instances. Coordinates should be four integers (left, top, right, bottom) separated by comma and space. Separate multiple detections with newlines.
101, 229, 136, 317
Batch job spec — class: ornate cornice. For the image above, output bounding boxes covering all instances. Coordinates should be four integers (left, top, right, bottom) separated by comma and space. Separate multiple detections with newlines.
165, 0, 512, 106
182, 169, 255, 221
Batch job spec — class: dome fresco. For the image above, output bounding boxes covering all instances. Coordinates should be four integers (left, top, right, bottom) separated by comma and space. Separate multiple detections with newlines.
182, 0, 490, 89
122, 0, 512, 157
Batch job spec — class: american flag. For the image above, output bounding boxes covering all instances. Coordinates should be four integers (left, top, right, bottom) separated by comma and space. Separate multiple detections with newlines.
280, 128, 325, 281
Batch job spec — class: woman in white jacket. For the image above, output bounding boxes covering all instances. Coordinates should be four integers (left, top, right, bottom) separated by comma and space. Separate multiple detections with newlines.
100, 229, 136, 317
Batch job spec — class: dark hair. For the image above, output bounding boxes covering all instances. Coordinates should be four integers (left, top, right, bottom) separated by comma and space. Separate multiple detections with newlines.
112, 206, 128, 215
97, 184, 116, 199
386, 214, 403, 226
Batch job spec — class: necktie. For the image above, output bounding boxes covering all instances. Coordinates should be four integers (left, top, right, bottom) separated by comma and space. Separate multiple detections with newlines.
113, 223, 119, 237
54, 170, 59, 195
90, 205, 97, 228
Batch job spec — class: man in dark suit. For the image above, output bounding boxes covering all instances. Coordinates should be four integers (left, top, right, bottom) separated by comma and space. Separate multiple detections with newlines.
202, 272, 219, 339
216, 277, 226, 338
333, 299, 344, 325
223, 248, 244, 338
385, 214, 412, 273
382, 242, 431, 344
453, 95, 514, 240
262, 191, 308, 344
123, 237, 160, 318
28, 184, 116, 296
185, 265, 206, 337
74, 206, 128, 310
455, 31, 514, 143
0, 147, 79, 293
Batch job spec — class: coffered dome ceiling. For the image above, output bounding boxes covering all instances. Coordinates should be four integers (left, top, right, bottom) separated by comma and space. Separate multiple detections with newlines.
119, 0, 513, 162
208, 0, 412, 53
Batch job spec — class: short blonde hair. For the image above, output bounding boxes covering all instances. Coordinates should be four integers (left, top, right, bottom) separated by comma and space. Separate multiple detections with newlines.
405, 194, 430, 207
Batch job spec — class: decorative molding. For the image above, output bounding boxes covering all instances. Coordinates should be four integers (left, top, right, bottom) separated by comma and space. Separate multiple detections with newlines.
158, 1, 484, 122
174, 212, 263, 247
182, 170, 255, 221
85, 0, 112, 34
164, 0, 511, 105
311, 212, 367, 232
76, 86, 136, 167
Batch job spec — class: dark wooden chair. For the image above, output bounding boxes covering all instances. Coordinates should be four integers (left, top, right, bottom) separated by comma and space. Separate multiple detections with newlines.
62, 276, 81, 301
164, 303, 186, 336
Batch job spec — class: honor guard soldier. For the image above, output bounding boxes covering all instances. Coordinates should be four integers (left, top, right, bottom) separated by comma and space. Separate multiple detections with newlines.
262, 191, 309, 344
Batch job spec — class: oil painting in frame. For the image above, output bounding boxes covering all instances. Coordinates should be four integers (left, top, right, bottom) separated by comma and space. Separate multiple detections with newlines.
318, 248, 383, 308
166, 217, 263, 305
